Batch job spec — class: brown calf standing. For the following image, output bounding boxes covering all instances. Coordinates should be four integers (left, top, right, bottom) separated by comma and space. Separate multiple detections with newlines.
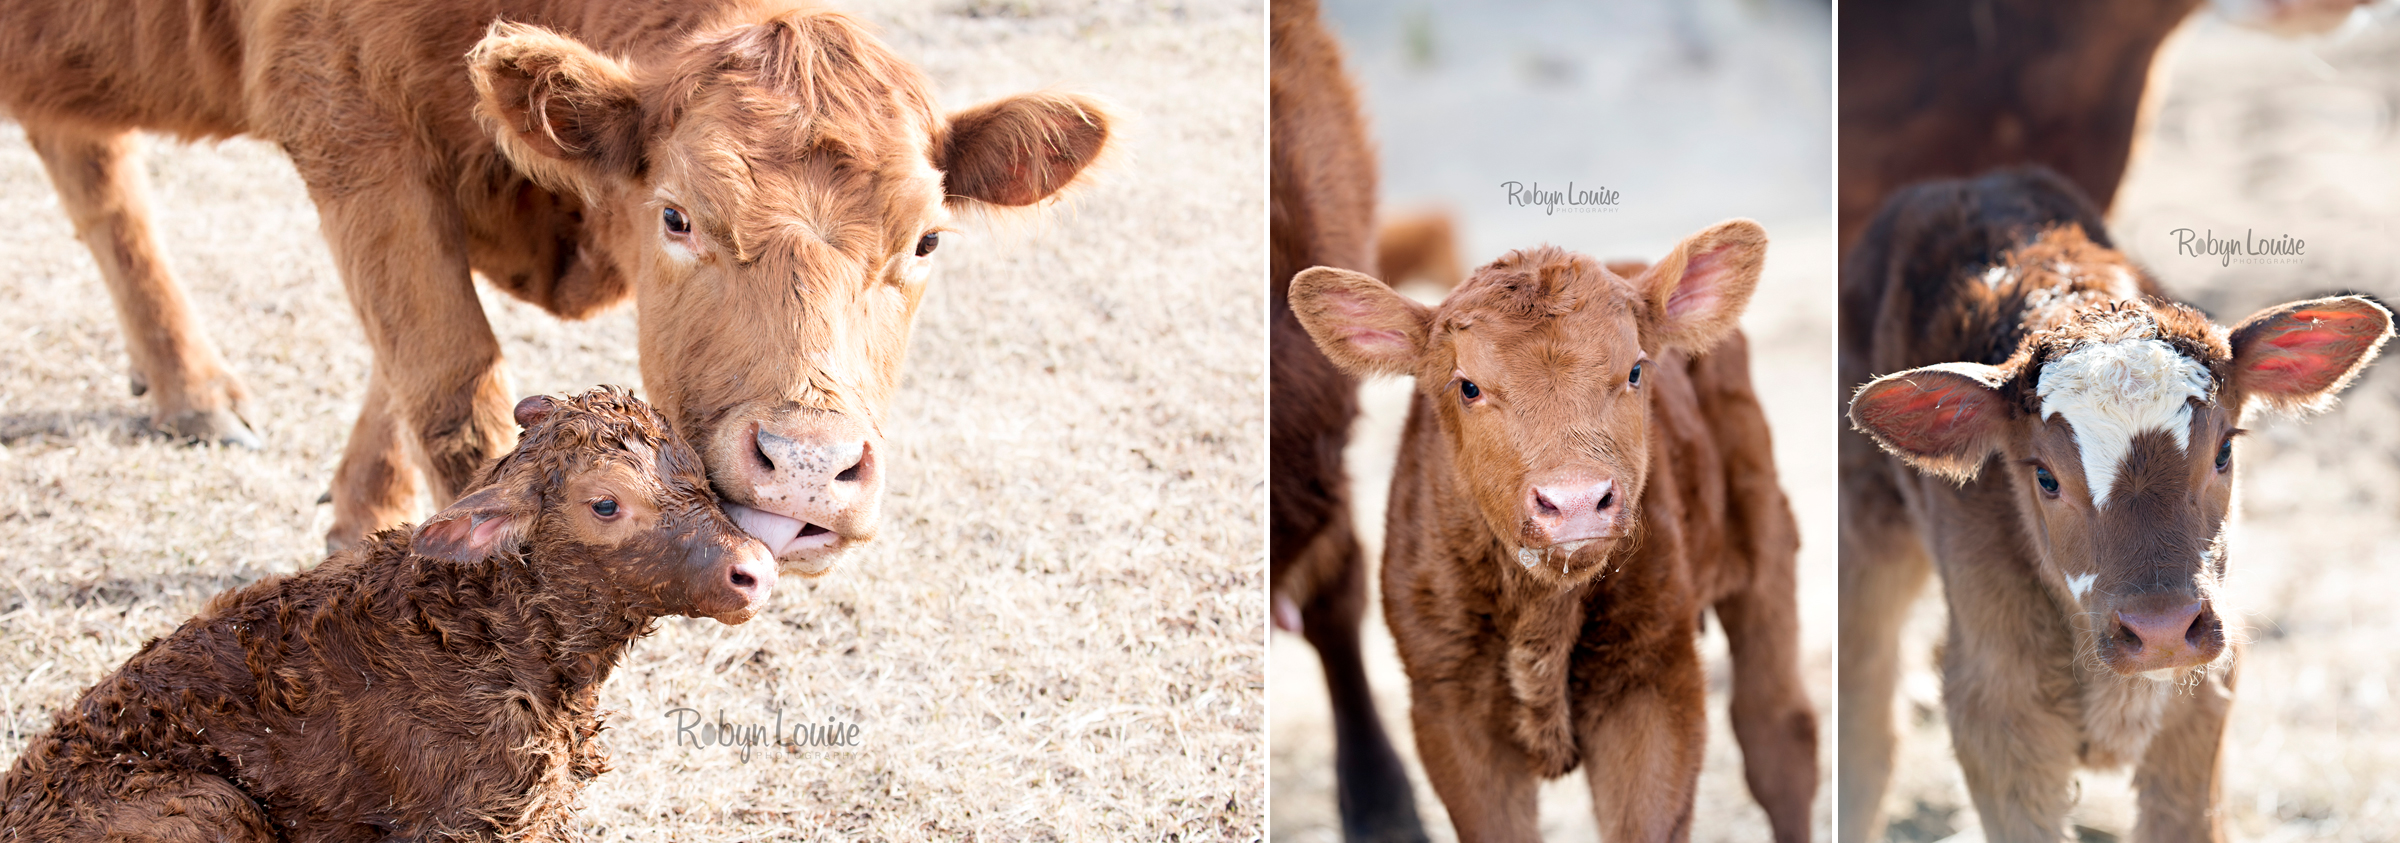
0, 0, 1109, 570
1292, 222, 1816, 843
1840, 168, 2393, 843
0, 387, 775, 841
1269, 0, 1428, 838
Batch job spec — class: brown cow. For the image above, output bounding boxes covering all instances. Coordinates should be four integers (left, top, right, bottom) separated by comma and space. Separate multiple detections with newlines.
0, 387, 775, 841
1269, 0, 1428, 838
0, 0, 1110, 570
1838, 0, 2370, 252
1291, 222, 1816, 843
1840, 168, 2393, 843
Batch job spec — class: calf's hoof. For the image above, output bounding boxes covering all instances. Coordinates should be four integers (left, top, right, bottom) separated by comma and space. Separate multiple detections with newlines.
156, 407, 263, 450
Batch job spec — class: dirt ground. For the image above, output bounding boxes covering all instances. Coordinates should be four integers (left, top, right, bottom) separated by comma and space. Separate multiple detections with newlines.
0, 0, 1263, 839
1867, 9, 2400, 842
1267, 0, 1835, 840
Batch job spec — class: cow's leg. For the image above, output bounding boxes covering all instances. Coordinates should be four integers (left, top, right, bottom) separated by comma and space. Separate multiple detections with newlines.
1938, 536, 2081, 843
1836, 457, 1931, 843
2131, 666, 2233, 843
22, 123, 260, 448
291, 141, 514, 547
1717, 573, 1817, 843
1408, 682, 1539, 842
1295, 509, 1428, 843
1579, 643, 1707, 843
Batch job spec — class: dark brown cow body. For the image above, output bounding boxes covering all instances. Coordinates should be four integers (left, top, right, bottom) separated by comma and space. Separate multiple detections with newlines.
1838, 0, 2369, 252
0, 388, 776, 841
0, 0, 1109, 570
1293, 224, 1815, 843
1839, 169, 2393, 843
1268, 0, 1427, 838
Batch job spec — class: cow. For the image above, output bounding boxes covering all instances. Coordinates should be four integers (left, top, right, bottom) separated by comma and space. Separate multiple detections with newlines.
0, 0, 1111, 571
1268, 0, 1429, 838
0, 387, 776, 841
1839, 0, 2371, 252
1839, 168, 2393, 843
1290, 222, 1817, 843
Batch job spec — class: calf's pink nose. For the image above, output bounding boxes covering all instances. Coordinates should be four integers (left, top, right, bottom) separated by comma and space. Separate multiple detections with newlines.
1525, 478, 1619, 545
2111, 598, 2222, 673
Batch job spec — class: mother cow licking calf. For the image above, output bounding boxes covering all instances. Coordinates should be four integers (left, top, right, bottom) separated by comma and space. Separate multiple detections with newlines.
0, 0, 1108, 570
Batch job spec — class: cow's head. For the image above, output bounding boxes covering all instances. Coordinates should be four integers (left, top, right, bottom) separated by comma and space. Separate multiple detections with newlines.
467, 13, 1109, 575
1850, 230, 2392, 680
1291, 221, 1767, 586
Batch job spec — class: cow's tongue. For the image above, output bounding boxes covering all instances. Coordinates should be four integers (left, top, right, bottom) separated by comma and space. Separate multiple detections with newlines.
726, 503, 805, 555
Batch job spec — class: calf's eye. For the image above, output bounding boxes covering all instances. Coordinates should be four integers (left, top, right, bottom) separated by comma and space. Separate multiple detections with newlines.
663, 207, 691, 235
1459, 379, 1481, 402
593, 499, 620, 518
2215, 438, 2232, 472
2033, 465, 2060, 497
1628, 361, 1644, 387
915, 231, 940, 257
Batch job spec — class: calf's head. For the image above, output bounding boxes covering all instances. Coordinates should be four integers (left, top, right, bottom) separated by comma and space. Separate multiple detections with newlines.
468, 12, 1110, 575
414, 388, 778, 625
1291, 221, 1768, 585
1850, 234, 2392, 679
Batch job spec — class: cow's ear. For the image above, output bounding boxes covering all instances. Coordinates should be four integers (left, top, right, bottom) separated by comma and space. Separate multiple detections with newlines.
941, 93, 1112, 207
1638, 219, 1767, 352
469, 23, 646, 198
1289, 267, 1432, 378
2230, 295, 2393, 416
1850, 363, 2015, 481
414, 484, 536, 563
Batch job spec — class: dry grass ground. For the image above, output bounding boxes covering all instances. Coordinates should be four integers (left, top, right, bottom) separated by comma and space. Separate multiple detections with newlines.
1868, 11, 2400, 842
0, 0, 1265, 839
1268, 1, 1834, 839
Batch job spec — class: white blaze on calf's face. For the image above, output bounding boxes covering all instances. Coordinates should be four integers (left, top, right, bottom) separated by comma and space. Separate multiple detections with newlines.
2035, 338, 2214, 510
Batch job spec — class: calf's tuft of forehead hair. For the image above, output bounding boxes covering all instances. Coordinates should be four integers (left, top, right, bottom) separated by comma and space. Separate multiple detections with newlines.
2005, 301, 2228, 415
484, 387, 701, 491
1441, 246, 1621, 328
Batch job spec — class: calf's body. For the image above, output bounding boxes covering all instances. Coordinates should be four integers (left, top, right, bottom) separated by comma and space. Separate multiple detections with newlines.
1294, 225, 1815, 842
0, 388, 776, 841
1838, 168, 2393, 843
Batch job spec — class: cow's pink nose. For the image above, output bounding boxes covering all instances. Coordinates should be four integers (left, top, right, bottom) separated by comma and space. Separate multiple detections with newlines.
726, 412, 884, 573
2110, 598, 2223, 674
1525, 478, 1619, 546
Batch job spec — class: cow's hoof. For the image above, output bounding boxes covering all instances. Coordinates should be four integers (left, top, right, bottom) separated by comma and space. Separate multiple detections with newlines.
157, 408, 264, 450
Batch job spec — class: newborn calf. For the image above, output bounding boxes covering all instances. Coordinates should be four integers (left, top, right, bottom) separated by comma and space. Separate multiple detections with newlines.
0, 387, 775, 841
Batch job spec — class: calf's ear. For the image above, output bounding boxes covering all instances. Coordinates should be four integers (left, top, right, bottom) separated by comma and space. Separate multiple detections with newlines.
469, 23, 645, 200
942, 93, 1112, 207
2229, 295, 2393, 415
1850, 363, 2015, 481
1289, 267, 1432, 378
1639, 219, 1767, 352
414, 485, 536, 563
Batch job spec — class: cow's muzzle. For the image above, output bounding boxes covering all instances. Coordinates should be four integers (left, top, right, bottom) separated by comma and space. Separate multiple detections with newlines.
2101, 591, 2226, 677
721, 411, 883, 575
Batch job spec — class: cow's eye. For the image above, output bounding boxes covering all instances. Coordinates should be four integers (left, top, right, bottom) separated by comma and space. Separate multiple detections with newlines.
593, 499, 620, 518
2215, 437, 2233, 472
2033, 465, 2060, 497
1628, 361, 1644, 387
663, 207, 691, 235
915, 231, 940, 257
1459, 379, 1481, 402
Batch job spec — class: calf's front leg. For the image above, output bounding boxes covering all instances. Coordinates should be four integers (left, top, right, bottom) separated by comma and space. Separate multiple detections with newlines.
1578, 640, 1708, 843
2132, 665, 2232, 843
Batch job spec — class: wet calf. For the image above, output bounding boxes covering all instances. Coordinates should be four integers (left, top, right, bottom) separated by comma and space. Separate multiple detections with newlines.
0, 387, 774, 842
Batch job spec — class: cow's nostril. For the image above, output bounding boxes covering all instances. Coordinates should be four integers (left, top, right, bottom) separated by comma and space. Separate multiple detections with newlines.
1533, 490, 1560, 514
2117, 620, 2143, 652
730, 569, 757, 590
835, 460, 862, 483
754, 437, 776, 472
1596, 489, 1614, 511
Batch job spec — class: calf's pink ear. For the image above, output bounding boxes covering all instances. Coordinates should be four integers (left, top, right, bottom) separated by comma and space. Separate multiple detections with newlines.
2230, 295, 2393, 415
1289, 267, 1433, 378
942, 93, 1113, 207
469, 23, 646, 199
1639, 219, 1768, 352
1849, 363, 2014, 481
414, 486, 535, 563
